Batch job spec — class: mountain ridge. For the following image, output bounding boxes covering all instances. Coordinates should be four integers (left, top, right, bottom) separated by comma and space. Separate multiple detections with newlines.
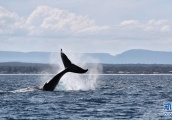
0, 49, 172, 64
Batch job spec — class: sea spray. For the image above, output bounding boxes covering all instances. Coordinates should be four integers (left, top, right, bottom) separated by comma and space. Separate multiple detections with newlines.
41, 51, 102, 91
39, 52, 61, 88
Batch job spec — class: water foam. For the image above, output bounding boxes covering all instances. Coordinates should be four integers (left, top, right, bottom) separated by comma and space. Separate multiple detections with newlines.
10, 87, 39, 93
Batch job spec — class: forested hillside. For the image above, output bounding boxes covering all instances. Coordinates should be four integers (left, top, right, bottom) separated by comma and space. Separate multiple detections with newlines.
0, 62, 172, 74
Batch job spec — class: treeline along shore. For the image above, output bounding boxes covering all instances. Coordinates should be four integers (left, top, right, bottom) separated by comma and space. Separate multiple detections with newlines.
0, 62, 172, 74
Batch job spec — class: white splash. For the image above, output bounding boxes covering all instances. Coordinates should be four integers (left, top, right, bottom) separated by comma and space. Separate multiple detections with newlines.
45, 51, 102, 91
10, 87, 38, 93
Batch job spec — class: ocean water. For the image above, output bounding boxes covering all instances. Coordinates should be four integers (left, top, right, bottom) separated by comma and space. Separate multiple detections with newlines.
0, 74, 172, 120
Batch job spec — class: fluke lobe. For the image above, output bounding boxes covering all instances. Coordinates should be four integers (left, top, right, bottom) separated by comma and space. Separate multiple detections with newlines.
43, 49, 88, 91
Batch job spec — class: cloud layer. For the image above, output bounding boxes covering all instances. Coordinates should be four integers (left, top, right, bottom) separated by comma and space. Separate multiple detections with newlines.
0, 5, 172, 54
0, 6, 171, 39
0, 6, 108, 37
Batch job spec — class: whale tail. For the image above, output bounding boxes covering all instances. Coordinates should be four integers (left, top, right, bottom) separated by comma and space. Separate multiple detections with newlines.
61, 49, 88, 73
43, 49, 88, 91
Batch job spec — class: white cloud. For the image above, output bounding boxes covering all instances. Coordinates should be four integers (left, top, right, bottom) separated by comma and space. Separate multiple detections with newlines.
0, 6, 171, 39
120, 20, 140, 26
0, 6, 107, 37
118, 19, 171, 33
0, 7, 18, 34
0, 4, 172, 54
25, 6, 107, 36
145, 19, 171, 32
0, 6, 25, 35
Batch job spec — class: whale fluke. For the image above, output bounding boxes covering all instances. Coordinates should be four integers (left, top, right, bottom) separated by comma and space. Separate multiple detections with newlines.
43, 49, 88, 91
61, 49, 88, 73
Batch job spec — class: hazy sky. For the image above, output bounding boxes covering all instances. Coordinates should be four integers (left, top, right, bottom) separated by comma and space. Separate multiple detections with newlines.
0, 0, 172, 55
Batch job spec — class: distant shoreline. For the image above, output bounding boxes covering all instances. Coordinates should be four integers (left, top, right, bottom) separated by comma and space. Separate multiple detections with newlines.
1, 62, 172, 74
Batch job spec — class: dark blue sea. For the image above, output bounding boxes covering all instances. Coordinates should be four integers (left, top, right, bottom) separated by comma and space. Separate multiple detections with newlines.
0, 74, 172, 120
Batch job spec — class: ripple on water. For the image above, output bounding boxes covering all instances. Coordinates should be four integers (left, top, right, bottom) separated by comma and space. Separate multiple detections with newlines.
0, 75, 172, 119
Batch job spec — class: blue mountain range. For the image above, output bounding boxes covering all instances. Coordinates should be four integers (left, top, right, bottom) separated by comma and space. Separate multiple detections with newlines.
0, 49, 172, 64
